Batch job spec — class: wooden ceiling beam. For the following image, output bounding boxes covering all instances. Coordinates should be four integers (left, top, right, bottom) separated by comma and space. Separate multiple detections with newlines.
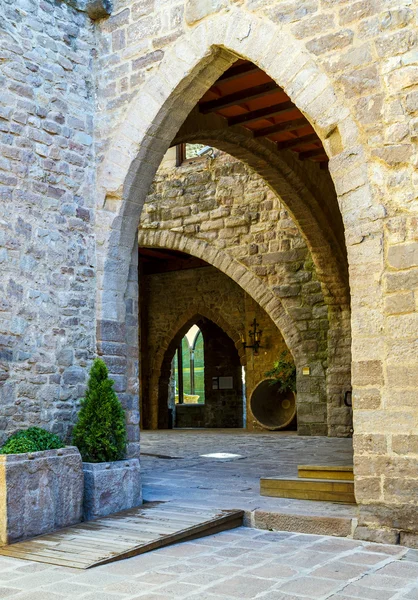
299, 147, 328, 161
277, 133, 320, 151
199, 81, 279, 114
139, 248, 188, 261
227, 100, 296, 127
253, 117, 309, 138
217, 63, 260, 83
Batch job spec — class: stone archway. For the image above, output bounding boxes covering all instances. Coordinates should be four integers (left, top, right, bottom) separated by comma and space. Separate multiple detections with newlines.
138, 230, 334, 435
96, 6, 376, 518
148, 307, 245, 430
96, 9, 368, 333
166, 132, 352, 436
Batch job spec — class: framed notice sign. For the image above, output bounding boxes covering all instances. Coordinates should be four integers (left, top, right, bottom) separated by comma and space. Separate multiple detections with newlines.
219, 376, 233, 390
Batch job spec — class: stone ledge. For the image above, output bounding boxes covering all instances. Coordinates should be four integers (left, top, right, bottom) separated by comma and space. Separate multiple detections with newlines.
62, 0, 112, 20
245, 509, 355, 538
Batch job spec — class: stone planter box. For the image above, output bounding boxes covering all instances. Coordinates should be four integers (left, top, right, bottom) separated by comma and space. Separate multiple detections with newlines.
0, 447, 83, 546
82, 458, 142, 521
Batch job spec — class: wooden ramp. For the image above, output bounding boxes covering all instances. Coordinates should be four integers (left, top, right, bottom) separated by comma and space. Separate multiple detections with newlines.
0, 503, 244, 569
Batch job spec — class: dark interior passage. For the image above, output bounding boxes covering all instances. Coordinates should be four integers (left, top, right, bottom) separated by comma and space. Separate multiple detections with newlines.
138, 247, 296, 432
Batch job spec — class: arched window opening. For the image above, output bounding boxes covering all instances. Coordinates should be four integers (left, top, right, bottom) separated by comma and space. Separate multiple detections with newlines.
173, 325, 205, 405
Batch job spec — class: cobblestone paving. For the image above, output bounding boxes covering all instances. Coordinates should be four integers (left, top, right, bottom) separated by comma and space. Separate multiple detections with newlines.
141, 430, 356, 518
0, 527, 417, 599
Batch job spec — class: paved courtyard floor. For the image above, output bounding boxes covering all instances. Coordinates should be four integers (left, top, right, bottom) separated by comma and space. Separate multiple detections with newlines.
1, 430, 416, 598
141, 430, 356, 521
0, 527, 418, 599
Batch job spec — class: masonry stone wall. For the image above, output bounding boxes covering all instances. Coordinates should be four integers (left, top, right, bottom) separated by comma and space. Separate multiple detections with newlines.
94, 1, 418, 541
0, 0, 96, 443
139, 264, 290, 432
1, 0, 417, 542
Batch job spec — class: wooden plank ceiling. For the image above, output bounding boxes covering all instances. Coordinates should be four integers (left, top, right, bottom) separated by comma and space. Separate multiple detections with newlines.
198, 60, 328, 164
139, 247, 209, 274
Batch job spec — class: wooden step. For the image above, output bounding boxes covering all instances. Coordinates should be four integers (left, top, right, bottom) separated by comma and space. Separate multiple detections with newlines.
260, 477, 356, 504
0, 503, 244, 569
298, 465, 354, 481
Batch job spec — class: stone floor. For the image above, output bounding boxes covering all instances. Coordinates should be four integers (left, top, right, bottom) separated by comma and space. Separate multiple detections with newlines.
141, 430, 357, 528
1, 430, 416, 598
1, 527, 418, 599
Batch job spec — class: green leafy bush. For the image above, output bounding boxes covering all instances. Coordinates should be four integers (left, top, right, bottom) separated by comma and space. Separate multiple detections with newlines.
264, 350, 297, 393
0, 427, 64, 454
72, 358, 127, 463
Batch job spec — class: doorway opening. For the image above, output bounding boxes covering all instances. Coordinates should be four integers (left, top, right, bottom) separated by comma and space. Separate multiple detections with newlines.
168, 318, 244, 429
172, 325, 205, 407
138, 246, 305, 433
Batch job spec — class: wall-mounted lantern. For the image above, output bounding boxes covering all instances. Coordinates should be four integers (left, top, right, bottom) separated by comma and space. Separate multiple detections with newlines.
241, 318, 263, 356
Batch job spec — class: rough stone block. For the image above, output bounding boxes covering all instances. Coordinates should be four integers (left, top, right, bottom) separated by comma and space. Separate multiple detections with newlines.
252, 509, 354, 537
0, 448, 83, 545
353, 525, 400, 545
184, 0, 226, 24
83, 459, 142, 521
400, 532, 418, 549
387, 242, 418, 270
352, 361, 383, 386
64, 0, 112, 19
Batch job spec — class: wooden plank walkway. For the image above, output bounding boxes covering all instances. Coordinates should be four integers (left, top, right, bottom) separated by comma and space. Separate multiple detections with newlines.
0, 503, 244, 569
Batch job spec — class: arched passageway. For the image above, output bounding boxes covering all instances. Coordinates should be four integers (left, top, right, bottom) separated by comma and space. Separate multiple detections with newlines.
138, 246, 303, 433
97, 25, 358, 454
157, 317, 244, 430
96, 7, 399, 538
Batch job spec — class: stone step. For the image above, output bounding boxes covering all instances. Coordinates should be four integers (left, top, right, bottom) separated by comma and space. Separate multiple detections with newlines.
246, 509, 356, 538
260, 477, 356, 504
298, 465, 354, 481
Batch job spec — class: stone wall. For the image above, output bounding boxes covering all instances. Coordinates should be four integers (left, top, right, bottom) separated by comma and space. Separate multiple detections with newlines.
93, 1, 418, 540
0, 0, 96, 443
1, 0, 417, 542
0, 447, 83, 545
139, 150, 349, 436
140, 264, 290, 432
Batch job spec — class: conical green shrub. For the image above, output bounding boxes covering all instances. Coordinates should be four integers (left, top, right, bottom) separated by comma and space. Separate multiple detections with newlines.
72, 358, 127, 463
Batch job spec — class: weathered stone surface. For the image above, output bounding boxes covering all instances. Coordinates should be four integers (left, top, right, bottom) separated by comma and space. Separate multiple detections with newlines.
387, 243, 418, 270
1, 0, 418, 545
85, 0, 113, 19
0, 0, 96, 444
184, 0, 226, 24
83, 459, 142, 521
0, 448, 83, 545
63, 0, 113, 19
252, 510, 354, 538
354, 526, 400, 545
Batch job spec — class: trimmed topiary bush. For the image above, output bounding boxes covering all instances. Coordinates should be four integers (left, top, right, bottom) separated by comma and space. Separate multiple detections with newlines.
0, 427, 65, 454
72, 358, 127, 463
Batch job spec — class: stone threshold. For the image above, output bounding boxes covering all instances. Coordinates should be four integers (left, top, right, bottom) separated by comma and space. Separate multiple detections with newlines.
243, 506, 358, 538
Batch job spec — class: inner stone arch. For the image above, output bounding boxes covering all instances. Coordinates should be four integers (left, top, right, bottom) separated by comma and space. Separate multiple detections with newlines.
155, 315, 245, 431
97, 18, 362, 456
137, 246, 306, 433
